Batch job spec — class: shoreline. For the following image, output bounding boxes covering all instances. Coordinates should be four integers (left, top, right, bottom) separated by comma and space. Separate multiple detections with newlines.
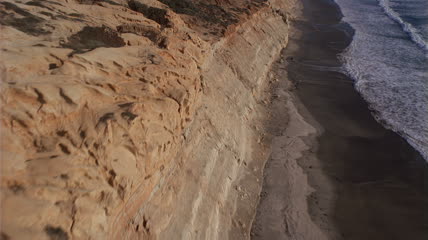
1, 0, 426, 238
252, 0, 428, 239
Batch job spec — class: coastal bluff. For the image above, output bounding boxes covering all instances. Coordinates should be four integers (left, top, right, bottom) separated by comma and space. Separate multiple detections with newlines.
0, 0, 298, 239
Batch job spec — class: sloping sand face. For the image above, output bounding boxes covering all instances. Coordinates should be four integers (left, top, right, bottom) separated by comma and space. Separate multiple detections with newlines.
0, 0, 300, 239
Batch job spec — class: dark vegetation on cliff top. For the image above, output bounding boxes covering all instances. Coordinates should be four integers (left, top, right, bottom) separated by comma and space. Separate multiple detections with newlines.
1, 0, 269, 39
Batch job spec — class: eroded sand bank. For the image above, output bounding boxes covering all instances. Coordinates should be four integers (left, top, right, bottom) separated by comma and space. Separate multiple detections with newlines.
0, 0, 300, 239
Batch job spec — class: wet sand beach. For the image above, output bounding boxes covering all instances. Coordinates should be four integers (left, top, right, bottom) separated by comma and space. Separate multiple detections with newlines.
251, 0, 428, 239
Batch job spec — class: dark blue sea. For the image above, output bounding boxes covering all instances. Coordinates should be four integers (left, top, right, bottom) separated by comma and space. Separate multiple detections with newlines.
335, 0, 428, 160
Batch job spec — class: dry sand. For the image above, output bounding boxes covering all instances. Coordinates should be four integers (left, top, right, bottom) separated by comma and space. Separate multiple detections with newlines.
250, 56, 333, 240
252, 0, 428, 239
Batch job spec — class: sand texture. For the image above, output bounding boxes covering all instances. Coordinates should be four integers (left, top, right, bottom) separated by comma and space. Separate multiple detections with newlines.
0, 0, 300, 239
251, 58, 329, 240
252, 0, 428, 239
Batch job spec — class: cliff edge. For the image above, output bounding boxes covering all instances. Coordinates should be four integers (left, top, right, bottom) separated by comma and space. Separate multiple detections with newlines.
0, 0, 299, 239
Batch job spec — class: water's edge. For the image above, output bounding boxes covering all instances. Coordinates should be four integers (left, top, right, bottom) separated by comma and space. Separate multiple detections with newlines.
335, 0, 428, 161
258, 0, 428, 238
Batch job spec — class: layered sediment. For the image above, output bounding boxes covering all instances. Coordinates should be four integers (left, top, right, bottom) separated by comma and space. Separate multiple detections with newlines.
0, 0, 299, 239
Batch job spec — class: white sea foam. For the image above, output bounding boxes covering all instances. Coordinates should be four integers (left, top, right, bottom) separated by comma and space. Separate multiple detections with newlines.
334, 0, 428, 161
378, 0, 428, 51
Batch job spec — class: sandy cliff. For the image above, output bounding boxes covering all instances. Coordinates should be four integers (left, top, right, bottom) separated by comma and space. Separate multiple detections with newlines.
0, 0, 299, 239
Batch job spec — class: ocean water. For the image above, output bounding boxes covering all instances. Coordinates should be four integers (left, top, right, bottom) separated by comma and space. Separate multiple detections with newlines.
334, 0, 428, 160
